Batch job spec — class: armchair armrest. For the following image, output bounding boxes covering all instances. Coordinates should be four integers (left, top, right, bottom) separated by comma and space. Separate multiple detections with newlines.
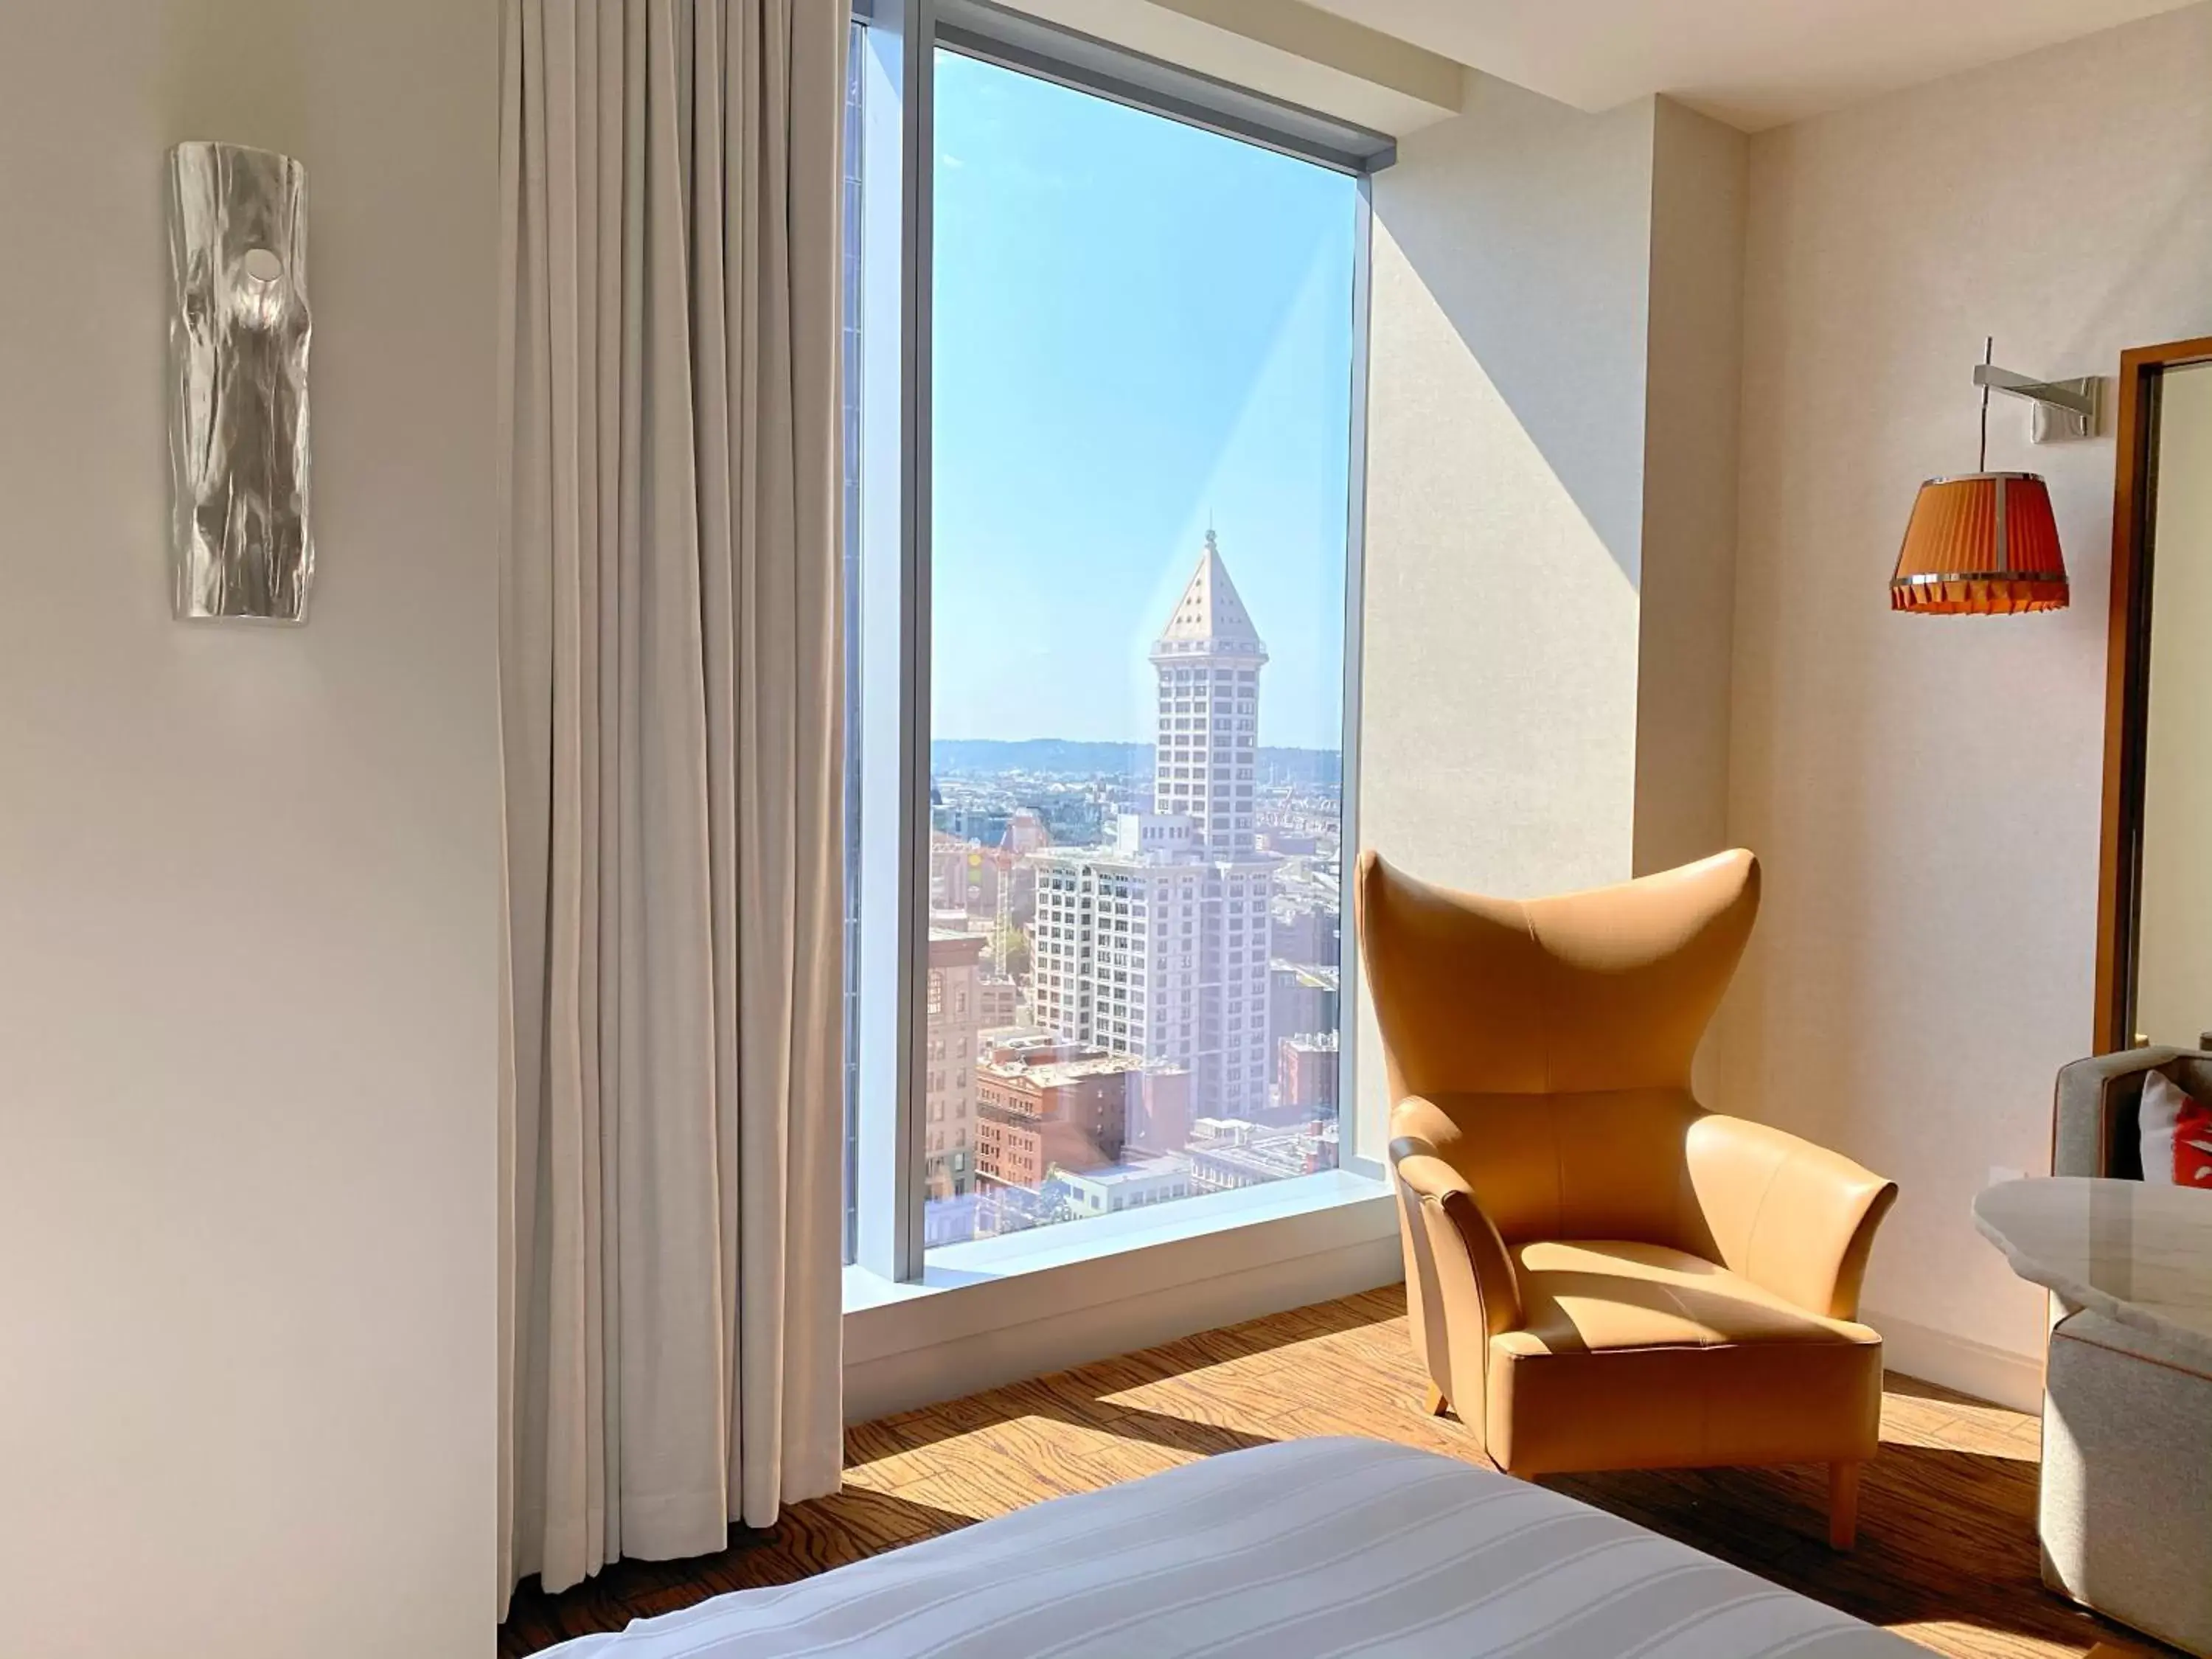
1683, 1115, 1896, 1321
1388, 1102, 1524, 1435
1390, 1147, 1523, 1339
1388, 1093, 1522, 1336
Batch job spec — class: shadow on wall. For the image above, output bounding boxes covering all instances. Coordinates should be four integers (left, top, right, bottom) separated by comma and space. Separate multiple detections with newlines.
1366, 73, 1656, 594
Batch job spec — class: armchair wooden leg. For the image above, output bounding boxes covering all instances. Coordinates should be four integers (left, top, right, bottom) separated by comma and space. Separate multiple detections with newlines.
1423, 1382, 1449, 1418
1827, 1461, 1861, 1551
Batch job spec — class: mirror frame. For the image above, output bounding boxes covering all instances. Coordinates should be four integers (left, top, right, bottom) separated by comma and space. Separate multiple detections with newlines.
2094, 335, 2212, 1054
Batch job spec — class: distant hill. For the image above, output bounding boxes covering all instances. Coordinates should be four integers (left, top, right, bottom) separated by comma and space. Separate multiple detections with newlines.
931, 738, 1340, 787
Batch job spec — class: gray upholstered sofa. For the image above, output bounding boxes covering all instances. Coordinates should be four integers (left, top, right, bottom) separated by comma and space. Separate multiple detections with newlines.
2041, 1050, 2212, 1658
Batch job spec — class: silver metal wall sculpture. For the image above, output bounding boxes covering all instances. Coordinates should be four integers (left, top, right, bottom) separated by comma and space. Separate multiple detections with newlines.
167, 142, 312, 622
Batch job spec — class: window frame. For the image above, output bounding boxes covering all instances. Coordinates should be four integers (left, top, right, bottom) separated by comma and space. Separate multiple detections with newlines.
846, 0, 1385, 1293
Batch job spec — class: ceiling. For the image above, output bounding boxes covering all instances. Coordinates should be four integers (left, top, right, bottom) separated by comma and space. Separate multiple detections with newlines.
1302, 0, 2200, 129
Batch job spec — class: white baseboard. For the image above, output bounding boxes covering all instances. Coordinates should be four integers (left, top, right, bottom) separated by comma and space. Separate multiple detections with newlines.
844, 1227, 2042, 1427
844, 1189, 1402, 1423
1864, 1306, 2044, 1413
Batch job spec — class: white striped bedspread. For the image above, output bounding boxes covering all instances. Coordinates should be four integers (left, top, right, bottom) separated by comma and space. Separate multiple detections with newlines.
543, 1436, 1920, 1658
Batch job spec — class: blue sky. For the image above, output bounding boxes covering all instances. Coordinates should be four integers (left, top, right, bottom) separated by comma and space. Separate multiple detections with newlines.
931, 50, 1357, 752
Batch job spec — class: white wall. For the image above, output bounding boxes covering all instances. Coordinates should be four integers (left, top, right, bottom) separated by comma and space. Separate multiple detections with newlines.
2135, 361, 2212, 1049
1722, 0, 2212, 1407
0, 3, 499, 1655
1354, 78, 1747, 1150
1354, 73, 1654, 1147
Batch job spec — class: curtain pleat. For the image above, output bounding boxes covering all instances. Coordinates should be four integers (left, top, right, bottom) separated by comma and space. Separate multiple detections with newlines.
497, 0, 846, 1610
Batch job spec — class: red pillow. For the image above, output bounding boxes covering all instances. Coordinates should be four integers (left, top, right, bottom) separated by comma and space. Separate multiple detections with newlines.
2139, 1070, 2212, 1188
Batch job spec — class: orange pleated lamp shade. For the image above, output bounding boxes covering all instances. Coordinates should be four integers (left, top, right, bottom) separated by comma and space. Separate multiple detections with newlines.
1891, 472, 2068, 613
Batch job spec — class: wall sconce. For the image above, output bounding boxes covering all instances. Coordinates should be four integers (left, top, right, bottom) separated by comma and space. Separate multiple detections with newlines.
1890, 340, 2095, 615
168, 142, 313, 622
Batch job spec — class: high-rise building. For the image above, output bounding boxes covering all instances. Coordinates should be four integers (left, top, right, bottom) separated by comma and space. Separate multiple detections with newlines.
1026, 535, 1275, 1119
923, 930, 984, 1200
1150, 529, 1265, 858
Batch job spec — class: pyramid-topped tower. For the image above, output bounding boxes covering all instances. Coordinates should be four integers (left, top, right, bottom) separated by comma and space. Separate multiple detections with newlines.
1028, 528, 1277, 1125
1150, 530, 1265, 857
1152, 529, 1268, 663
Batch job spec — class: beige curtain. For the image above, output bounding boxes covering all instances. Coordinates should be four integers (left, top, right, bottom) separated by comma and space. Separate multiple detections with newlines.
495, 0, 846, 1607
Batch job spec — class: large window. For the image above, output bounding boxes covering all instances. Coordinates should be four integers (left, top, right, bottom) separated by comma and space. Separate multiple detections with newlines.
845, 2, 1379, 1281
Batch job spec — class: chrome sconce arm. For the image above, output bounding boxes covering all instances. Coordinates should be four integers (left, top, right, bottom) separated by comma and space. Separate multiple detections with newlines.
1972, 361, 2099, 443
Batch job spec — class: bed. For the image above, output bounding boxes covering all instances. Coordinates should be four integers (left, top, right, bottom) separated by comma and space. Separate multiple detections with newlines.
541, 1436, 1919, 1657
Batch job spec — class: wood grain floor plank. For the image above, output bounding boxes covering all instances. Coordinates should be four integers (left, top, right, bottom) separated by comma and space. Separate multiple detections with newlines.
498, 1287, 2177, 1659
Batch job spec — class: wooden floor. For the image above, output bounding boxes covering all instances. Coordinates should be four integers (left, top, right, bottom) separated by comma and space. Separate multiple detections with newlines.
498, 1284, 2174, 1658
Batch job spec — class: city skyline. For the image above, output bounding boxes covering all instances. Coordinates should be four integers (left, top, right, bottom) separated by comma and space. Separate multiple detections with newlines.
1026, 533, 1279, 1121
920, 532, 1343, 1247
897, 49, 1352, 1251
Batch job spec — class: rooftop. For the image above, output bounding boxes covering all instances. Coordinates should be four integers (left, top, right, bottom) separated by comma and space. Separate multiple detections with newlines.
980, 1051, 1152, 1088
1055, 1156, 1192, 1189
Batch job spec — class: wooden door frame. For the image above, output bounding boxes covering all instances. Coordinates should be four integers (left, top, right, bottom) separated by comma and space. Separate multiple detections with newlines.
2093, 336, 2212, 1054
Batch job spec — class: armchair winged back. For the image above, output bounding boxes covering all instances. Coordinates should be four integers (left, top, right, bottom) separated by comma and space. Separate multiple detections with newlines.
1357, 849, 1896, 1548
1361, 848, 1762, 1256
1360, 844, 1756, 1104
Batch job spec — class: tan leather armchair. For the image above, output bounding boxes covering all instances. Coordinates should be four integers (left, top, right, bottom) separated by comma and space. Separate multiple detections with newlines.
1359, 848, 1897, 1548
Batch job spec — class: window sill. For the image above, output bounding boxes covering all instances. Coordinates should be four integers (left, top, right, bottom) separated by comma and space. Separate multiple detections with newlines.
841, 1169, 1400, 1419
